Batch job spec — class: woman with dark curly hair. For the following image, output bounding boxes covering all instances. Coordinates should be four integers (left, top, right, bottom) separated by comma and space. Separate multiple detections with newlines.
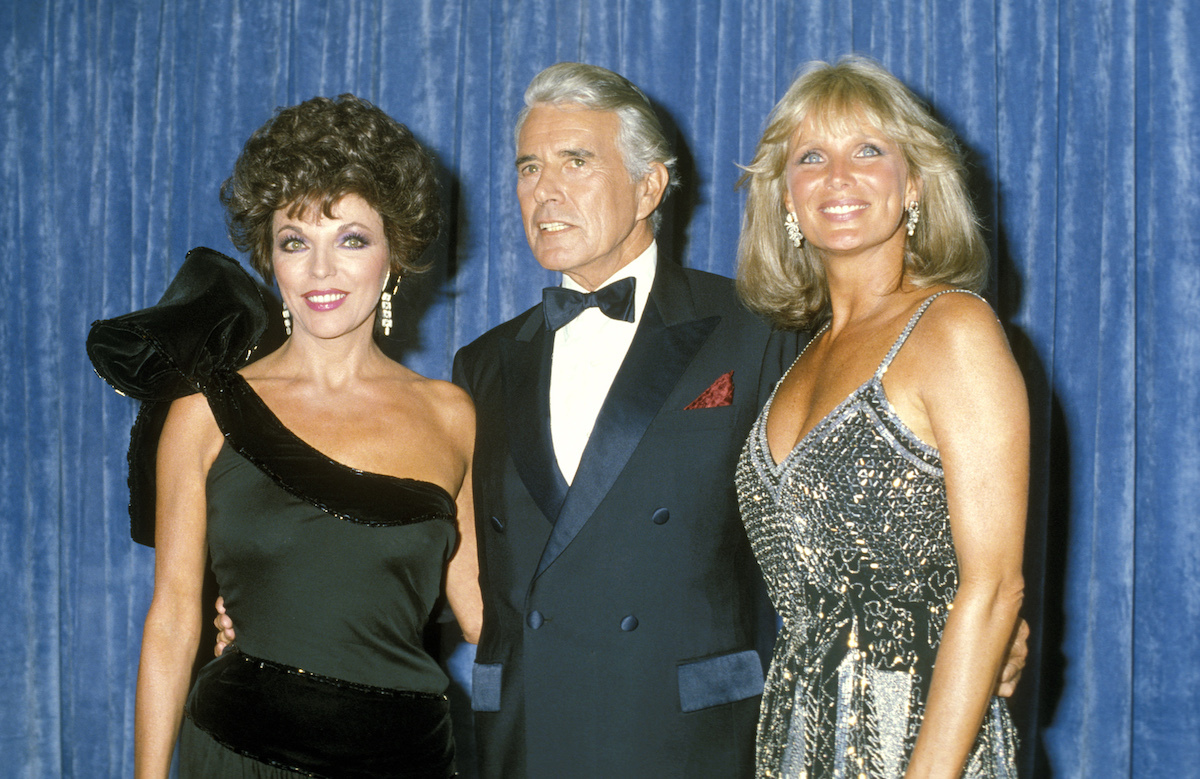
734, 58, 1025, 776
89, 95, 481, 777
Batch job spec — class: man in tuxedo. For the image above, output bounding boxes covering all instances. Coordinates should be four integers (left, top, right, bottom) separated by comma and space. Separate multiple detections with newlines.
452, 62, 797, 779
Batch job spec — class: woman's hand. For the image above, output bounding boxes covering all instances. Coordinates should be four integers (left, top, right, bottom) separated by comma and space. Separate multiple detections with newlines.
214, 596, 236, 656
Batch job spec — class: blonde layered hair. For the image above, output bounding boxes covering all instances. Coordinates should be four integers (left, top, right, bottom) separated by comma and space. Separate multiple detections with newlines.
737, 56, 987, 330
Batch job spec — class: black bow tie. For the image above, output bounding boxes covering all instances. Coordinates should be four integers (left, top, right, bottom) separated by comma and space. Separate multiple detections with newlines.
542, 277, 636, 331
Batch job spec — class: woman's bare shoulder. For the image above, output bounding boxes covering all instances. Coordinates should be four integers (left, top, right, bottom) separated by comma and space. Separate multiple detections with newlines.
236, 346, 286, 381
406, 374, 475, 438
161, 391, 224, 466
910, 290, 1007, 355
165, 391, 218, 431
902, 290, 1024, 412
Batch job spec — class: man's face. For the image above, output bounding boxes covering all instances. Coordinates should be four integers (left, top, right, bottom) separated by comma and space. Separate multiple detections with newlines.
515, 103, 664, 290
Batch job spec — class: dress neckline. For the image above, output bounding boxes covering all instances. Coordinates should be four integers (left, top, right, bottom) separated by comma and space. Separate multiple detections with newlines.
206, 370, 457, 526
760, 291, 969, 471
225, 370, 457, 504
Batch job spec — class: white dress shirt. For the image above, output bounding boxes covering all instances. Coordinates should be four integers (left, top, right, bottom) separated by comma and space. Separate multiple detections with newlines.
549, 243, 657, 484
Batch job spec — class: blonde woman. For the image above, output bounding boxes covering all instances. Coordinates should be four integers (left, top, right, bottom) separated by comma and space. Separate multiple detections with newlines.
736, 57, 1025, 778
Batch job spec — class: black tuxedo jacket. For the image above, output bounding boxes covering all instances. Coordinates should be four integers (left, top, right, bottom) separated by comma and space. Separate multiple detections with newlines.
453, 261, 801, 778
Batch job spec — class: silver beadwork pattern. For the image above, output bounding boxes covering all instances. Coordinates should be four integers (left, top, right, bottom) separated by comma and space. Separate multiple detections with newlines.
736, 290, 1017, 778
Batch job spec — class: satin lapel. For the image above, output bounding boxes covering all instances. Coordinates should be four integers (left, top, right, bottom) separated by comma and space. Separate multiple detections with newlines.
534, 265, 720, 578
501, 309, 569, 524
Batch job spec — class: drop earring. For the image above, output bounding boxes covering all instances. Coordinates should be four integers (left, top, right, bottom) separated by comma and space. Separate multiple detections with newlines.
784, 212, 804, 248
906, 201, 920, 237
282, 301, 292, 336
379, 275, 400, 336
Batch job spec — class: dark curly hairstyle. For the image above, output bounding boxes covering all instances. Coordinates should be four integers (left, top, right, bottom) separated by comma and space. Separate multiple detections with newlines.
221, 94, 440, 282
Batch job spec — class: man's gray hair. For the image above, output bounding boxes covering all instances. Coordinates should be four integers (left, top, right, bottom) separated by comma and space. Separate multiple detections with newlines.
515, 62, 679, 231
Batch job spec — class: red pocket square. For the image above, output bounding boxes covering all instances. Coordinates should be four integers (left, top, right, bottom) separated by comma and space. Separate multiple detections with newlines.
684, 371, 734, 410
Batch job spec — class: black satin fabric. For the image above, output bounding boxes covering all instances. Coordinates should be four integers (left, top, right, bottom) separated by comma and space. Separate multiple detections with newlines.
187, 648, 455, 778
86, 247, 279, 545
207, 370, 456, 527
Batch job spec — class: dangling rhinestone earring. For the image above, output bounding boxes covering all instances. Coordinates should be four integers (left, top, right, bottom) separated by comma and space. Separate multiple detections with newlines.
282, 301, 292, 336
784, 212, 804, 248
906, 201, 920, 237
379, 275, 400, 336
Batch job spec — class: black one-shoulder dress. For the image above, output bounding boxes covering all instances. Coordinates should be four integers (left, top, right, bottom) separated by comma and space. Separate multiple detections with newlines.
89, 248, 459, 778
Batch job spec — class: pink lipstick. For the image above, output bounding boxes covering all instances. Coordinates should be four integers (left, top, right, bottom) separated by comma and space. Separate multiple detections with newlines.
302, 289, 348, 311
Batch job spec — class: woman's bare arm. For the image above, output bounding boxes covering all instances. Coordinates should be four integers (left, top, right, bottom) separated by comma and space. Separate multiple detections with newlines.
903, 296, 1028, 778
443, 388, 483, 644
134, 393, 222, 778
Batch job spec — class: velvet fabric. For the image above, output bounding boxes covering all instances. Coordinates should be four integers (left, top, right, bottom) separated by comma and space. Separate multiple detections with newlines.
85, 247, 272, 544
208, 370, 459, 528
187, 648, 454, 779
85, 248, 271, 404
3, 1, 1198, 776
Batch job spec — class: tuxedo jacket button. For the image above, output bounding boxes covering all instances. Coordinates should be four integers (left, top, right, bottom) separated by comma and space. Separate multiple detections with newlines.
491, 516, 505, 532
527, 610, 544, 629
620, 615, 639, 632
651, 508, 670, 525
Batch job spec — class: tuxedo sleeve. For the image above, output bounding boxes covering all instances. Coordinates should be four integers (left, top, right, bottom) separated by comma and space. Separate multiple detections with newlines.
755, 327, 809, 409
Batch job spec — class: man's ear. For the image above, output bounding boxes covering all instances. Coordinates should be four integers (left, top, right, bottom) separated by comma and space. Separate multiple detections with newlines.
635, 161, 670, 222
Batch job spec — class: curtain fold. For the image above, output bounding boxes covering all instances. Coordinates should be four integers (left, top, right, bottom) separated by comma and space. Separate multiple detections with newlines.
1131, 0, 1200, 775
3, 1, 1196, 775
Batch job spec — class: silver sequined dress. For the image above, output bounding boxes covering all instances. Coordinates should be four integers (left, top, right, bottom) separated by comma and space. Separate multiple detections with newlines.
736, 292, 1018, 778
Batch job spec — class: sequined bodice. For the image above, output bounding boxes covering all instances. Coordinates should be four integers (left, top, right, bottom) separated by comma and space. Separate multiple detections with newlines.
736, 291, 1016, 778
744, 357, 955, 662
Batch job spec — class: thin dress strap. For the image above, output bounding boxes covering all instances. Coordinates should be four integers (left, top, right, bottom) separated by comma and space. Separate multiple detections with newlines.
875, 289, 984, 378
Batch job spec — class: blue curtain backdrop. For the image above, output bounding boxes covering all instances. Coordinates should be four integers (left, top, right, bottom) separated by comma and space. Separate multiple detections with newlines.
3, 0, 1196, 775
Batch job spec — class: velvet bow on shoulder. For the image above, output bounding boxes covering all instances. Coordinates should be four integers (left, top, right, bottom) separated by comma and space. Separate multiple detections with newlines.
86, 247, 277, 545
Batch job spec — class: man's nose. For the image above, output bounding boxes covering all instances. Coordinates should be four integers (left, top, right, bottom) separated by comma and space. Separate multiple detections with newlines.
533, 167, 563, 205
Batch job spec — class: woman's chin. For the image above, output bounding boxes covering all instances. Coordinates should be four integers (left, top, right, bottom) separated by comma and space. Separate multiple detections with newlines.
292, 317, 377, 342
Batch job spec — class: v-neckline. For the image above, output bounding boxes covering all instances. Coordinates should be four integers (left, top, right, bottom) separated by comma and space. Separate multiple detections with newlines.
761, 362, 880, 471
760, 290, 963, 471
762, 322, 852, 468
